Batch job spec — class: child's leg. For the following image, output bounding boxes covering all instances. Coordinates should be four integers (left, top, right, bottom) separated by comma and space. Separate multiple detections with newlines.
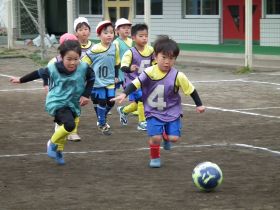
137, 101, 145, 123
105, 88, 116, 116
164, 117, 181, 143
67, 117, 81, 141
97, 99, 107, 126
147, 117, 165, 168
92, 88, 108, 127
136, 100, 147, 131
94, 88, 111, 135
49, 107, 76, 164
162, 118, 181, 150
123, 101, 138, 114
123, 90, 139, 114
52, 107, 76, 148
51, 125, 70, 151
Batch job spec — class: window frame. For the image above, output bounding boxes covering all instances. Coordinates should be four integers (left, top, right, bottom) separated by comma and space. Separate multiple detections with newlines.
265, 0, 280, 18
135, 0, 163, 18
78, 0, 104, 17
184, 0, 220, 19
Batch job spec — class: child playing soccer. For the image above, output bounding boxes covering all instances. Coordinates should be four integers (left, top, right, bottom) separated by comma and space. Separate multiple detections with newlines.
48, 34, 85, 142
49, 18, 92, 142
113, 18, 133, 88
117, 23, 154, 131
112, 35, 205, 168
10, 40, 95, 165
82, 20, 120, 135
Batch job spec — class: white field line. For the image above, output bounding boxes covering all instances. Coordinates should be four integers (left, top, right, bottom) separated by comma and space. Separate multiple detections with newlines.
192, 79, 244, 83
235, 107, 280, 111
182, 103, 280, 119
0, 143, 279, 158
239, 79, 280, 86
193, 79, 280, 87
250, 73, 280, 76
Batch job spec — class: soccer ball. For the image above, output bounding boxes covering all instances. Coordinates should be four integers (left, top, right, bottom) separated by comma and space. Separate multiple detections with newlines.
192, 162, 223, 192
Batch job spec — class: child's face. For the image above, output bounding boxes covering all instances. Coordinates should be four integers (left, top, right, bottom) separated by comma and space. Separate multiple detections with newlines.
155, 52, 176, 72
76, 24, 90, 41
117, 25, 131, 38
99, 25, 114, 45
62, 50, 80, 72
132, 29, 148, 47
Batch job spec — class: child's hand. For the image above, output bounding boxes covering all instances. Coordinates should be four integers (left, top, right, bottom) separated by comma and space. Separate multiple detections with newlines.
110, 93, 126, 103
196, 106, 205, 113
79, 96, 90, 106
9, 77, 20, 83
115, 77, 119, 84
130, 65, 139, 72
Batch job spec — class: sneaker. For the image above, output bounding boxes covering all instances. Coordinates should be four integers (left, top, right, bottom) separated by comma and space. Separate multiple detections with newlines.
117, 106, 128, 125
67, 133, 81, 141
55, 151, 65, 165
137, 121, 147, 131
98, 125, 112, 136
107, 111, 112, 115
149, 158, 161, 168
162, 131, 171, 150
47, 140, 57, 159
96, 121, 111, 129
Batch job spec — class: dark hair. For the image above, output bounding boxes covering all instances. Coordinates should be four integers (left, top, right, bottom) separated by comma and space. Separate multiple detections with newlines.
58, 40, 81, 58
153, 35, 180, 58
75, 22, 91, 32
131, 23, 148, 36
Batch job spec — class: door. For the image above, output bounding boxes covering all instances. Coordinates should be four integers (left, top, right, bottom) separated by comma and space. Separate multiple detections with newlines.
45, 0, 67, 35
104, 0, 133, 25
223, 0, 261, 42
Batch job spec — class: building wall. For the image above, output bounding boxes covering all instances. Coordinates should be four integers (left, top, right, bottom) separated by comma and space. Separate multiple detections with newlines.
84, 0, 220, 45
260, 18, 280, 47
75, 0, 280, 47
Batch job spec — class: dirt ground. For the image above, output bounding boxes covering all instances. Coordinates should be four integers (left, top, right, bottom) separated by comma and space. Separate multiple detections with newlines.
0, 52, 280, 210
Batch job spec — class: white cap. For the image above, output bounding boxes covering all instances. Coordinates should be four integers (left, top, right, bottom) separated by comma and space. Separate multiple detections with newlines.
96, 20, 112, 34
115, 18, 132, 29
73, 17, 90, 31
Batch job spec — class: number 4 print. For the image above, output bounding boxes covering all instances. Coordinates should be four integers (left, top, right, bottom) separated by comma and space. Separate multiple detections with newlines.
147, 85, 166, 110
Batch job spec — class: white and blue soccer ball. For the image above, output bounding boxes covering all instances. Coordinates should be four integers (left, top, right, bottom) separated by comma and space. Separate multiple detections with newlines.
192, 161, 223, 192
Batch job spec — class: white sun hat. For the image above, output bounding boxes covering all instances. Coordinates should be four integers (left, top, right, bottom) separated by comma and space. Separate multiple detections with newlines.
115, 18, 132, 30
73, 17, 90, 32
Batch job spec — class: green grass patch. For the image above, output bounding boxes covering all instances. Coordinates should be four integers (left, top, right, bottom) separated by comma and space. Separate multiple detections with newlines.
236, 66, 253, 74
29, 51, 49, 66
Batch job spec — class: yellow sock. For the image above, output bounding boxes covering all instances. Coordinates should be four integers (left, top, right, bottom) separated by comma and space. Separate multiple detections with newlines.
71, 117, 79, 134
138, 102, 146, 122
51, 125, 70, 151
123, 102, 137, 114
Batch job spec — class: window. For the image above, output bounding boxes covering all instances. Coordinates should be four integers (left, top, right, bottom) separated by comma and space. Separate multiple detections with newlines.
135, 0, 163, 16
266, 0, 280, 15
185, 0, 219, 16
79, 0, 102, 15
